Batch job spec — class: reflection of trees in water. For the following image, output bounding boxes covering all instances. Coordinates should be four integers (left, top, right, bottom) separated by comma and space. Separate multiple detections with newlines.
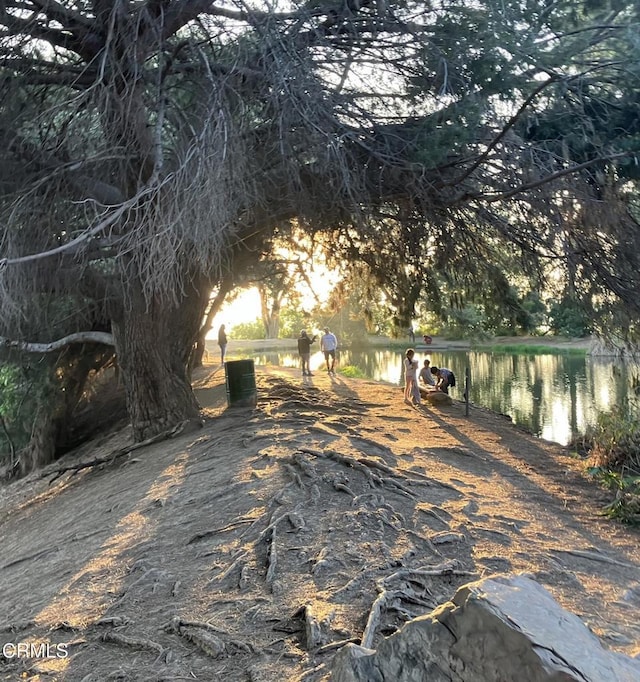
247, 348, 639, 444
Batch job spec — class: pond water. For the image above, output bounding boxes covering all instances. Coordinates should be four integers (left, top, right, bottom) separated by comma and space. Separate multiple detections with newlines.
241, 346, 640, 446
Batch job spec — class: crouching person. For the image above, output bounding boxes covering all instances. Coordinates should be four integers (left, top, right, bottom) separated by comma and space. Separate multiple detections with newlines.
431, 366, 456, 394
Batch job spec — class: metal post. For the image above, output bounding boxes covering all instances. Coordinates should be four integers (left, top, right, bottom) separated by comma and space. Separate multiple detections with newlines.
465, 365, 471, 416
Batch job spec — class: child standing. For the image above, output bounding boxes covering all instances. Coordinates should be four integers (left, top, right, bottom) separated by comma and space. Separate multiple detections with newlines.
403, 348, 421, 406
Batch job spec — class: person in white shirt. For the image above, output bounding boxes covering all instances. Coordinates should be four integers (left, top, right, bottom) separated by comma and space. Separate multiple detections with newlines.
419, 358, 436, 387
403, 348, 421, 406
320, 327, 338, 374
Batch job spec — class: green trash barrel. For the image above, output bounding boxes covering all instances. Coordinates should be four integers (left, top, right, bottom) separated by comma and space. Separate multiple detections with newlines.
225, 359, 257, 407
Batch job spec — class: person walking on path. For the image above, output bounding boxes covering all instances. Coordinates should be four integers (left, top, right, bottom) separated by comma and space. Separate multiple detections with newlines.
320, 327, 338, 375
419, 358, 436, 387
297, 330, 317, 376
403, 348, 421, 406
217, 324, 228, 365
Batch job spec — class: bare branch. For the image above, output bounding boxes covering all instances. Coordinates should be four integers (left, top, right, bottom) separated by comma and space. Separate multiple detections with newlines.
1, 332, 115, 353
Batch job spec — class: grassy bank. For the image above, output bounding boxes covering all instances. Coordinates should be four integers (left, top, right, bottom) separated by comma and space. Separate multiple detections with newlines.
472, 343, 588, 356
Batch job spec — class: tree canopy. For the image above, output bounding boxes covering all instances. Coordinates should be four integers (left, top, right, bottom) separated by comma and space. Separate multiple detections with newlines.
2, 0, 640, 471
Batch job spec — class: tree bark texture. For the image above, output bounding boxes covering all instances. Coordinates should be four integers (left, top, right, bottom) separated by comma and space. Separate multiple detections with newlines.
19, 407, 57, 476
112, 279, 209, 441
259, 286, 283, 340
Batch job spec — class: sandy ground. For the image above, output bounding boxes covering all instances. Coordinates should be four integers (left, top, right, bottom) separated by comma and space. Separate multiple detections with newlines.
0, 360, 638, 681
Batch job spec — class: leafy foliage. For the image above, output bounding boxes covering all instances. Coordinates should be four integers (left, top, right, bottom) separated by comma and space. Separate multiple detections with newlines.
229, 320, 266, 341
548, 298, 592, 338
0, 364, 21, 422
586, 404, 640, 474
440, 305, 491, 341
584, 402, 640, 524
588, 467, 640, 525
337, 365, 366, 379
0, 359, 52, 467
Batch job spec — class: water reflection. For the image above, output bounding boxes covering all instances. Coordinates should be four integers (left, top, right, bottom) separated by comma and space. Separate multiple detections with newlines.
246, 347, 640, 445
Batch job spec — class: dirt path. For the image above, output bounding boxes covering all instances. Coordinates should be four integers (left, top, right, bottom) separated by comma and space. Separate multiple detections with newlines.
1, 364, 639, 681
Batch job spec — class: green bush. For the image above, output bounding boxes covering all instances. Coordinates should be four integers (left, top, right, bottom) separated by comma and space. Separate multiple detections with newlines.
442, 305, 490, 340
338, 365, 365, 378
548, 298, 591, 338
279, 309, 308, 339
229, 319, 266, 340
0, 361, 51, 467
0, 364, 21, 420
587, 405, 640, 473
584, 403, 640, 524
587, 468, 640, 525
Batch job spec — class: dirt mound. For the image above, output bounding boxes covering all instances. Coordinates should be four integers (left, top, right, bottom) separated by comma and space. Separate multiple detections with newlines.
1, 367, 639, 681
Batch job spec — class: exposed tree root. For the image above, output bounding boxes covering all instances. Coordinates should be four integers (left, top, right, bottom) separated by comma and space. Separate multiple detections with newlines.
315, 638, 360, 654
377, 476, 416, 499
382, 560, 475, 588
95, 616, 130, 628
174, 626, 226, 658
361, 588, 403, 649
265, 526, 278, 587
354, 455, 399, 476
298, 663, 328, 681
281, 461, 304, 488
551, 547, 639, 569
2, 527, 111, 571
211, 551, 249, 586
292, 453, 319, 479
187, 517, 255, 544
164, 617, 254, 659
333, 561, 398, 599
303, 604, 327, 649
303, 448, 430, 502
101, 630, 163, 655
332, 481, 356, 497
419, 506, 451, 527
165, 616, 229, 636
429, 531, 467, 545
359, 560, 476, 649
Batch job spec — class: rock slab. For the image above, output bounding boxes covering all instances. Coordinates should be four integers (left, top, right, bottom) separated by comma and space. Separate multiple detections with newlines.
421, 389, 453, 406
331, 574, 640, 681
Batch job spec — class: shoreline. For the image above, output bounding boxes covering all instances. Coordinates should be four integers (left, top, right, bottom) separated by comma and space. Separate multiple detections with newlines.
212, 334, 593, 355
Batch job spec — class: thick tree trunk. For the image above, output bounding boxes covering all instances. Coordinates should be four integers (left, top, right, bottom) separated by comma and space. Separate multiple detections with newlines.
19, 407, 58, 476
259, 287, 283, 339
264, 313, 281, 339
113, 279, 208, 441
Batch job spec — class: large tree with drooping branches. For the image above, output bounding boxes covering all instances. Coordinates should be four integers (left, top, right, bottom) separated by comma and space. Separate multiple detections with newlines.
2, 0, 640, 472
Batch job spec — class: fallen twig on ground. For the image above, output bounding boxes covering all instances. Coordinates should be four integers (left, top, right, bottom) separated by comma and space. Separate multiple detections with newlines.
45, 420, 202, 484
